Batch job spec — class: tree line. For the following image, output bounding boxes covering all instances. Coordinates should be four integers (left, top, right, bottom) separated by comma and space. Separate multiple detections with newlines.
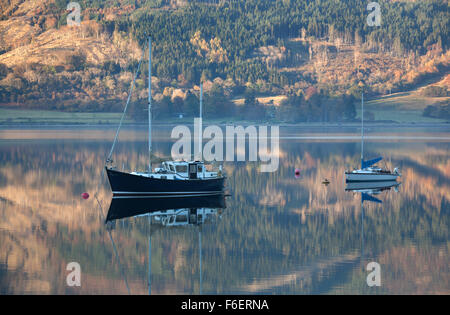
128, 83, 357, 123
101, 0, 448, 85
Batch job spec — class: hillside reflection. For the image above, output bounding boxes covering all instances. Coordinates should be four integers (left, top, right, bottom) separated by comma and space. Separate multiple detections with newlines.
0, 127, 448, 294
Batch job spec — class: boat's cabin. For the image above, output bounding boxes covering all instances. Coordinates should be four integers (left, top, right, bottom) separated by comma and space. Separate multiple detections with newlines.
131, 161, 221, 180
351, 166, 390, 174
365, 166, 383, 172
153, 161, 220, 180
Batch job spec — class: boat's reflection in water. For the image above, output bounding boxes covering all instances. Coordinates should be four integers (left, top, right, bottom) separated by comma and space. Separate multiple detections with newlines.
345, 180, 401, 203
345, 180, 401, 273
105, 194, 227, 295
105, 194, 227, 225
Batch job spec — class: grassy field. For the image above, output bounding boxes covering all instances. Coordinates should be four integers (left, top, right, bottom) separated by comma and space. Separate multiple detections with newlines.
0, 108, 127, 125
365, 91, 449, 110
0, 108, 241, 125
356, 108, 447, 123
364, 90, 449, 123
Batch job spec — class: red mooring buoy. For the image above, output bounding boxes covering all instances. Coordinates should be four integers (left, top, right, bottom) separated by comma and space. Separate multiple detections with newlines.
295, 169, 301, 178
81, 192, 90, 200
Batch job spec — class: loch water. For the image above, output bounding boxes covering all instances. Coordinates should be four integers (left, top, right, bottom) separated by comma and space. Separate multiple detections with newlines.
0, 125, 448, 294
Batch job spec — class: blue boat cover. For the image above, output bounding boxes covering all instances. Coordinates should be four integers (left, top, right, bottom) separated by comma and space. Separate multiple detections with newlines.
361, 157, 383, 169
362, 193, 382, 204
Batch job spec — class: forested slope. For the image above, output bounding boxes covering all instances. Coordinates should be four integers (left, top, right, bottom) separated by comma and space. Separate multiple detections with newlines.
0, 0, 448, 121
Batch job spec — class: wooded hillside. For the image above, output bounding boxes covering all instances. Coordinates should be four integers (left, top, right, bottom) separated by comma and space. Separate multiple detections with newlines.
0, 0, 448, 121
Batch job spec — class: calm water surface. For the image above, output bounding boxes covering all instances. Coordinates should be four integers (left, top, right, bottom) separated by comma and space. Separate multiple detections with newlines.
0, 125, 448, 294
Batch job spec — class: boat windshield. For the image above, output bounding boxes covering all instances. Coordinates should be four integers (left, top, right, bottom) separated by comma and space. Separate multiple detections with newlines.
176, 165, 187, 173
162, 163, 175, 172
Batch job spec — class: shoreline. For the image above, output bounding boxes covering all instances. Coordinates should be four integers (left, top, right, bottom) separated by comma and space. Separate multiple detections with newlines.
0, 121, 449, 129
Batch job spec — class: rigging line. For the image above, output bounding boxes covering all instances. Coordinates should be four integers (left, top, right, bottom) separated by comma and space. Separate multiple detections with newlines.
90, 38, 148, 297
106, 40, 148, 165
94, 166, 106, 207
94, 40, 148, 202
107, 228, 131, 295
94, 193, 105, 227
94, 195, 131, 294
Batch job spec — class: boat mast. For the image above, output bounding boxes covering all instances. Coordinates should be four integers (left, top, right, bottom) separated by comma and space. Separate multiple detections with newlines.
200, 82, 203, 122
199, 223, 202, 294
199, 82, 203, 161
361, 92, 364, 168
361, 196, 364, 266
148, 37, 152, 174
148, 216, 151, 295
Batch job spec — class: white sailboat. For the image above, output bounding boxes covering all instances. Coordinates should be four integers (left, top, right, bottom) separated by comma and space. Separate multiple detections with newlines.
345, 93, 401, 182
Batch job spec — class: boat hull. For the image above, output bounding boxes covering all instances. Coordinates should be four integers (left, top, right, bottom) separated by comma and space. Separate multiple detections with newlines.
106, 168, 225, 196
345, 172, 399, 182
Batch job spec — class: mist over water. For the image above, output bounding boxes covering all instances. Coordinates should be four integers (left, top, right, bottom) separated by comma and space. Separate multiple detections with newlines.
0, 126, 448, 294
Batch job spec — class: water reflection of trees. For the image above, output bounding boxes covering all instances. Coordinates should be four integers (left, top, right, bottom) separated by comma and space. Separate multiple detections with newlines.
0, 136, 448, 294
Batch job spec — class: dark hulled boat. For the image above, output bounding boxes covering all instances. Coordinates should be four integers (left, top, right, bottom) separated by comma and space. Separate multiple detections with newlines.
105, 37, 225, 197
106, 161, 225, 197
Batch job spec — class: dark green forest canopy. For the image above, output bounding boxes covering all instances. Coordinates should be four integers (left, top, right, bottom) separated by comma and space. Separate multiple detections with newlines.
94, 0, 449, 83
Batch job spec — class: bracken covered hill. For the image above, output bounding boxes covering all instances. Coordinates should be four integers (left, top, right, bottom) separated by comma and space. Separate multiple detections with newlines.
0, 0, 448, 121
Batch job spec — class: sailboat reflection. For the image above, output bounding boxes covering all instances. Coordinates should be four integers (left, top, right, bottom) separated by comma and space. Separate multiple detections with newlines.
345, 180, 401, 203
105, 195, 226, 223
105, 195, 227, 295
346, 180, 400, 276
